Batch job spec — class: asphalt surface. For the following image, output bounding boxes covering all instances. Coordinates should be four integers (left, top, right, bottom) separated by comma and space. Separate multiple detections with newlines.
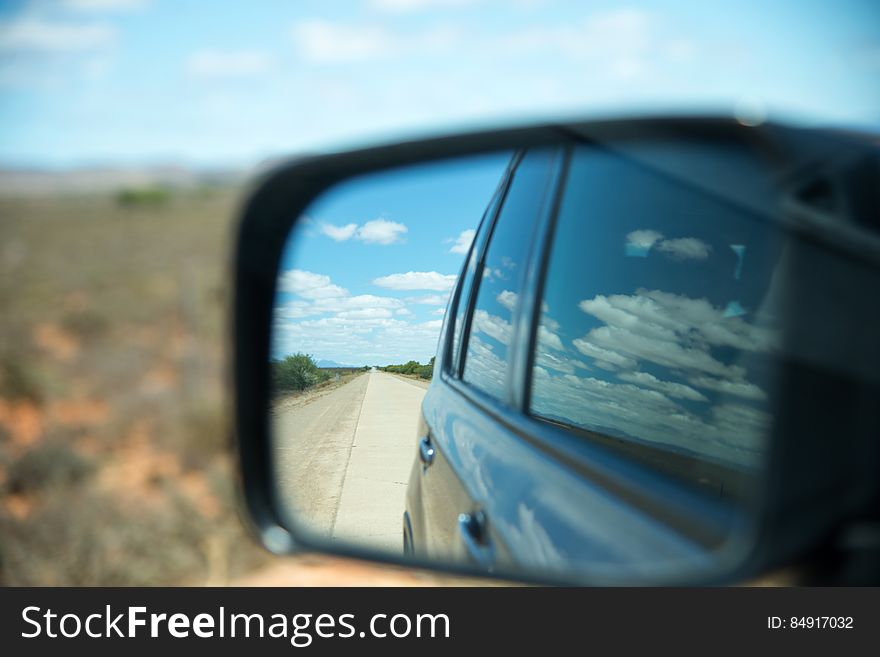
273, 371, 428, 554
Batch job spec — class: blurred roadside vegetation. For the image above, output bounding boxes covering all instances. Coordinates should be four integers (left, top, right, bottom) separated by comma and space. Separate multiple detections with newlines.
0, 186, 272, 585
380, 357, 434, 380
115, 186, 172, 208
271, 353, 370, 403
272, 353, 331, 393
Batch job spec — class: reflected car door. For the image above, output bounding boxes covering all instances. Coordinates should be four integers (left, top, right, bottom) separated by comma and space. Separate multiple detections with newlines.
419, 138, 785, 579
416, 149, 565, 569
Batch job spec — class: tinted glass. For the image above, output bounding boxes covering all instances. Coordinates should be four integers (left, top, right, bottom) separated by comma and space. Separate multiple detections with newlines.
450, 183, 505, 375
530, 143, 782, 500
462, 149, 560, 401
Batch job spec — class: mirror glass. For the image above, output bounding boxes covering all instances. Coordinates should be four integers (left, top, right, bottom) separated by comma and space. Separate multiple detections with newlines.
269, 138, 786, 582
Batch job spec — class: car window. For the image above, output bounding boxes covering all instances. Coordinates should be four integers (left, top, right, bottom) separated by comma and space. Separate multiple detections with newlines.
461, 149, 561, 401
529, 143, 783, 500
449, 181, 506, 375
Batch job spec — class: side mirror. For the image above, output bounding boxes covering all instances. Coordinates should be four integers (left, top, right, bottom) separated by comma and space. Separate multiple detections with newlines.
233, 117, 880, 585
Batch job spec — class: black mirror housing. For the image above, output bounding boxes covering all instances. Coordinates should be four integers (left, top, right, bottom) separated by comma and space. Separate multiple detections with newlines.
233, 116, 880, 585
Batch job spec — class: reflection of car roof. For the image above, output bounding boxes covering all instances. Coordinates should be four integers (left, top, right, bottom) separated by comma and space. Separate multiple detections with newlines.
565, 122, 878, 235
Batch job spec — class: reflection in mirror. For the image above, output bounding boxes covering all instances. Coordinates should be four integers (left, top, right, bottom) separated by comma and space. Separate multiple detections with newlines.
270, 153, 511, 553
530, 144, 781, 508
269, 139, 788, 583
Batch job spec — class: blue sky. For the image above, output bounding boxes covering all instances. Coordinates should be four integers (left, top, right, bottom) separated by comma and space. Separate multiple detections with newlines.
271, 152, 509, 365
3, 0, 878, 364
1, 0, 878, 167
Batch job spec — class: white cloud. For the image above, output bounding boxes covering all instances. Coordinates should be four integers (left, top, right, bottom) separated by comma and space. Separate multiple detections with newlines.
272, 269, 440, 364
535, 349, 577, 374
448, 228, 476, 254
625, 230, 710, 260
320, 222, 358, 241
496, 289, 518, 312
369, 0, 479, 12
529, 366, 770, 468
311, 294, 405, 313
273, 313, 443, 366
572, 338, 638, 371
617, 371, 708, 402
471, 308, 512, 346
460, 334, 506, 399
319, 219, 407, 244
656, 237, 711, 261
687, 376, 767, 401
336, 307, 394, 320
492, 9, 653, 78
292, 20, 392, 63
276, 270, 408, 319
536, 324, 564, 351
290, 7, 687, 85
357, 218, 407, 244
407, 294, 448, 305
0, 19, 115, 51
291, 19, 459, 63
560, 288, 776, 429
373, 271, 457, 291
277, 270, 348, 299
625, 229, 663, 256
587, 324, 744, 380
579, 290, 777, 353
186, 50, 272, 78
61, 0, 148, 11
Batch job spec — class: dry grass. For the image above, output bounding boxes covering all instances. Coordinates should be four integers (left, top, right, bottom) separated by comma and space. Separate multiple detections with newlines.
0, 188, 273, 585
0, 188, 477, 587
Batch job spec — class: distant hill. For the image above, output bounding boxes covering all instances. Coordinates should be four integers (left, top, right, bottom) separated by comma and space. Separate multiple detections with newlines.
0, 165, 249, 197
316, 359, 359, 369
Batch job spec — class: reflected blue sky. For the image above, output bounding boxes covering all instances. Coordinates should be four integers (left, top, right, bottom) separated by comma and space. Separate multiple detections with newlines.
271, 152, 509, 364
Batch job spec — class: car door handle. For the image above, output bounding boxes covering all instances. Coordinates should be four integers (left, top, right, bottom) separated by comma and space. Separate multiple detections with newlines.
458, 510, 495, 570
418, 435, 435, 467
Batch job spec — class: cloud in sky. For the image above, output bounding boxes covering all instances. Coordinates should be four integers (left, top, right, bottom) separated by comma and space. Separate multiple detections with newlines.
617, 370, 708, 402
624, 229, 663, 256
320, 218, 408, 245
530, 365, 770, 467
448, 228, 475, 254
529, 286, 778, 467
291, 20, 394, 63
656, 237, 711, 260
277, 269, 347, 299
496, 289, 518, 312
372, 270, 457, 291
290, 8, 657, 75
4, 1, 877, 169
568, 288, 776, 407
320, 223, 358, 241
61, 0, 148, 12
273, 268, 451, 363
369, 0, 480, 13
291, 18, 460, 64
0, 18, 115, 51
186, 50, 273, 78
407, 293, 449, 305
358, 218, 408, 244
625, 229, 711, 260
